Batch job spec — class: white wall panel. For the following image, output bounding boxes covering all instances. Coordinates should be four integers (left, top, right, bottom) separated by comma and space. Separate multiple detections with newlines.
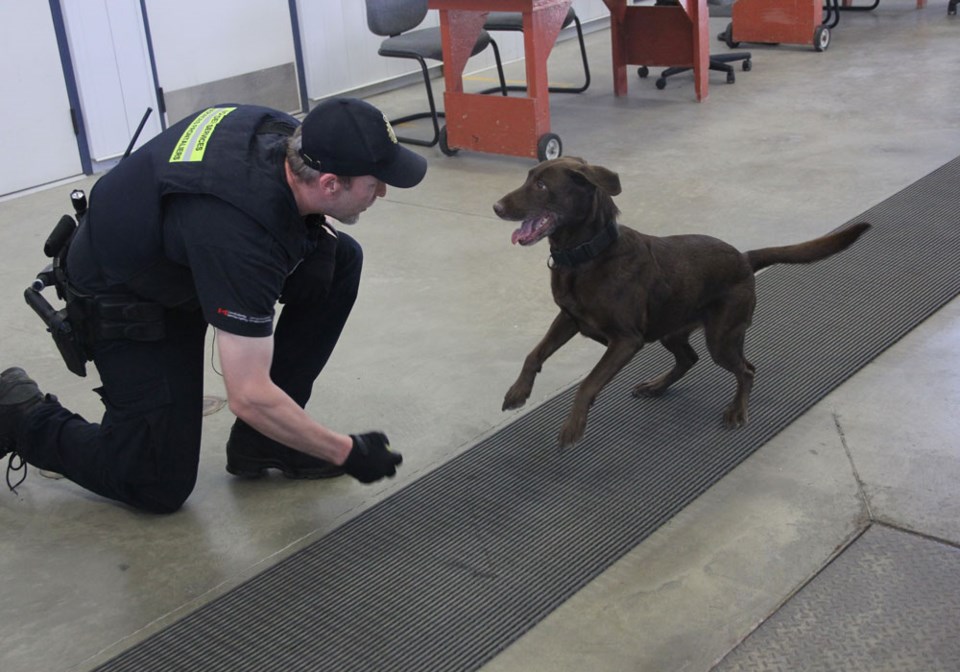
145, 0, 294, 91
0, 0, 82, 197
297, 0, 432, 99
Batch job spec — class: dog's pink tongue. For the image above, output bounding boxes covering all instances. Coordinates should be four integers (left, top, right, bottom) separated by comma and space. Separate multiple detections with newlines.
511, 219, 536, 245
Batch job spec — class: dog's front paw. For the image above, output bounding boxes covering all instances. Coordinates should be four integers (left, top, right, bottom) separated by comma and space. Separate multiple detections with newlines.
722, 404, 749, 429
558, 415, 587, 448
631, 380, 667, 398
502, 382, 532, 411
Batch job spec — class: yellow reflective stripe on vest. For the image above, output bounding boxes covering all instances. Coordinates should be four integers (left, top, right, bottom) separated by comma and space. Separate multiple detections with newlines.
169, 106, 237, 162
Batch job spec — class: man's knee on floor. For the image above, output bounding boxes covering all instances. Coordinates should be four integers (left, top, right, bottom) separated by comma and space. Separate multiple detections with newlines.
127, 476, 195, 514
107, 448, 198, 514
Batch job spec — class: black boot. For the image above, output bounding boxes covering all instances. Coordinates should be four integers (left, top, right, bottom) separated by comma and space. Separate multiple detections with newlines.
0, 367, 45, 491
225, 419, 345, 479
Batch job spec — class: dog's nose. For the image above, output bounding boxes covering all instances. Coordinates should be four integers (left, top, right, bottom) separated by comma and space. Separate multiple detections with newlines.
493, 201, 505, 218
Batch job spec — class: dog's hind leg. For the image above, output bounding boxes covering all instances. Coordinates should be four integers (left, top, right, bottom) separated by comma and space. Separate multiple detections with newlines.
503, 311, 580, 411
703, 285, 757, 428
704, 323, 755, 429
631, 330, 698, 398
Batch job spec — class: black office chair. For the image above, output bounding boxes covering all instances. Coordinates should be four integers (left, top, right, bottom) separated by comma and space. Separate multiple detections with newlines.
364, 0, 507, 148
638, 0, 751, 89
640, 52, 752, 89
482, 7, 590, 94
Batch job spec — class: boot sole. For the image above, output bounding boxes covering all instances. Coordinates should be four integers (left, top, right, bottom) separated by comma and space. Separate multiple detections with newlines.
226, 457, 345, 480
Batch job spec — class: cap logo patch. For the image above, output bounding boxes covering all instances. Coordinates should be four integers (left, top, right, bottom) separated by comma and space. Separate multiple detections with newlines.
383, 113, 398, 145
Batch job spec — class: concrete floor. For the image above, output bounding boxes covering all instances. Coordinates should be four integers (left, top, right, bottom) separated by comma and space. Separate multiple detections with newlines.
1, 3, 958, 671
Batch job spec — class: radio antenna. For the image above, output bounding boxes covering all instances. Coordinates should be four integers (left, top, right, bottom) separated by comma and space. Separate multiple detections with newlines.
122, 107, 153, 159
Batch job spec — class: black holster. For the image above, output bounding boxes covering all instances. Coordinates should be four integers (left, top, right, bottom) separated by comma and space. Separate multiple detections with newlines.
24, 285, 89, 377
25, 198, 166, 377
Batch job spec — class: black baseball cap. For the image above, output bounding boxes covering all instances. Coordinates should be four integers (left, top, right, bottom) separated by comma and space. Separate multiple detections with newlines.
299, 97, 427, 188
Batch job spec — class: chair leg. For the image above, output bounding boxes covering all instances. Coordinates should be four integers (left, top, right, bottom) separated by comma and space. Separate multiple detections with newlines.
559, 15, 591, 94
481, 15, 591, 95
388, 55, 442, 148
489, 39, 509, 96
389, 45, 509, 148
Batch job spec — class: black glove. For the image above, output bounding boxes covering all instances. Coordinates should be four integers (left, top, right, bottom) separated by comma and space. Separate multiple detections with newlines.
344, 432, 402, 483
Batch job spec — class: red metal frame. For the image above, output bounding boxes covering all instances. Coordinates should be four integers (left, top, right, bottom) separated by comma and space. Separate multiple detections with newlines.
429, 0, 572, 159
730, 0, 824, 46
732, 0, 926, 48
603, 0, 709, 102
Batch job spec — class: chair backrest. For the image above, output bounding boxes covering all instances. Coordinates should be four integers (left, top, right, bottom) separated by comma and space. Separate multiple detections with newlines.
365, 0, 429, 37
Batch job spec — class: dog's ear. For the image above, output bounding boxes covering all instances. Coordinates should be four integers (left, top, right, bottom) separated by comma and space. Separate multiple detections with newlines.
571, 163, 622, 196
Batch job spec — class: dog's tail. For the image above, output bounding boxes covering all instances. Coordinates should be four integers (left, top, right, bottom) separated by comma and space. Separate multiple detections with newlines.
746, 222, 871, 273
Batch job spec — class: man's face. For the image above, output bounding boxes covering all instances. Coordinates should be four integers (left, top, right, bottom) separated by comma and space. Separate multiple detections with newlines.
327, 175, 387, 225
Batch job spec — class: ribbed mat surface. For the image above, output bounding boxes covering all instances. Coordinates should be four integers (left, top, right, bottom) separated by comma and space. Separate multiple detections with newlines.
96, 158, 960, 672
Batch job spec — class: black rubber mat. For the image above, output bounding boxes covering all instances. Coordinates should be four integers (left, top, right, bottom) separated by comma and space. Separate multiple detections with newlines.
96, 158, 960, 672
714, 525, 960, 671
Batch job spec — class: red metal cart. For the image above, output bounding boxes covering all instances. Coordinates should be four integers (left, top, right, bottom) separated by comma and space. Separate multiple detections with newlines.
429, 0, 710, 160
429, 0, 573, 160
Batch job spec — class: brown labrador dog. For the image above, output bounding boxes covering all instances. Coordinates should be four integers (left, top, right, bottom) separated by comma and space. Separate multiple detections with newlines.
493, 157, 870, 447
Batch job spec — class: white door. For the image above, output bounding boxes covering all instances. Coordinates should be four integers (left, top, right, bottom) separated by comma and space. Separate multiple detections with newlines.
144, 0, 300, 124
0, 1, 83, 197
60, 0, 163, 165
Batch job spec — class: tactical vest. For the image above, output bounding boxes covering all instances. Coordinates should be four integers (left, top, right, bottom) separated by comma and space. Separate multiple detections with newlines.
68, 105, 302, 303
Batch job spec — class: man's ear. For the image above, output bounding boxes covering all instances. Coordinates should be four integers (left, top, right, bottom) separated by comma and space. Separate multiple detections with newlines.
317, 172, 340, 194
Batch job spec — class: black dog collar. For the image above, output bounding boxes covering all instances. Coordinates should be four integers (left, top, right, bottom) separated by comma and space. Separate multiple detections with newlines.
549, 221, 620, 268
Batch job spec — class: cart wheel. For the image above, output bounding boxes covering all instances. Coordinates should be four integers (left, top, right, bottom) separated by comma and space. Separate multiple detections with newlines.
721, 23, 739, 49
438, 125, 458, 156
726, 71, 736, 84
537, 133, 562, 162
814, 25, 830, 52
638, 66, 649, 78
655, 77, 667, 90
743, 59, 752, 72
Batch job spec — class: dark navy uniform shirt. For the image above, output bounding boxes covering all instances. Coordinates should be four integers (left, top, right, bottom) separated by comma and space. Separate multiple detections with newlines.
66, 105, 321, 338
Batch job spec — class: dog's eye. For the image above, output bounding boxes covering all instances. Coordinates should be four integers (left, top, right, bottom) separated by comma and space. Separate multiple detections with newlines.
535, 179, 547, 190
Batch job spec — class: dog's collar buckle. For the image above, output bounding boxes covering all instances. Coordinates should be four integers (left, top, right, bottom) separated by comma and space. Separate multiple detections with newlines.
549, 221, 620, 268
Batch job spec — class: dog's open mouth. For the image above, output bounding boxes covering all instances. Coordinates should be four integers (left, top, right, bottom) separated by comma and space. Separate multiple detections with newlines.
511, 212, 557, 246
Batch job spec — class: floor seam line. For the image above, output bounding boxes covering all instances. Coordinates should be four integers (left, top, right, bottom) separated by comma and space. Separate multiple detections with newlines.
870, 518, 960, 551
832, 411, 874, 522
